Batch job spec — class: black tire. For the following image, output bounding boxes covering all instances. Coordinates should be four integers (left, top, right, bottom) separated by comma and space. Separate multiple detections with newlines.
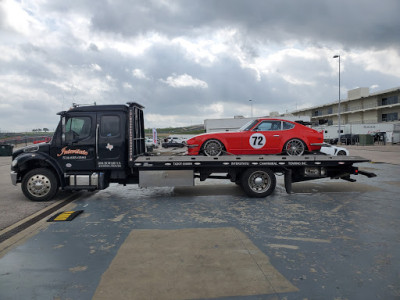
284, 138, 306, 156
240, 168, 276, 198
337, 150, 347, 156
22, 168, 59, 201
202, 139, 224, 156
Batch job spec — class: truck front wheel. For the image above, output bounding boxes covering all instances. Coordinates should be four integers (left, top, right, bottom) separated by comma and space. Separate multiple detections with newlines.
22, 168, 59, 201
240, 168, 276, 198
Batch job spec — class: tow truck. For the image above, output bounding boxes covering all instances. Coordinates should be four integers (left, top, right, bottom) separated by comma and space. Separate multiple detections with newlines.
10, 103, 376, 201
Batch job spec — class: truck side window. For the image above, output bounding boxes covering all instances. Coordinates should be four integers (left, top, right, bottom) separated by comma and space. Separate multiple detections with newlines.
65, 117, 91, 142
100, 116, 120, 137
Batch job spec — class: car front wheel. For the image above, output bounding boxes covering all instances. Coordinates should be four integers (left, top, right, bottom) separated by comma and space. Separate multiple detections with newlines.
284, 139, 306, 156
202, 139, 224, 156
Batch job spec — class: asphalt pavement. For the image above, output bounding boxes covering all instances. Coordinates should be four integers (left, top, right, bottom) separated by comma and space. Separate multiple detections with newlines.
0, 145, 399, 299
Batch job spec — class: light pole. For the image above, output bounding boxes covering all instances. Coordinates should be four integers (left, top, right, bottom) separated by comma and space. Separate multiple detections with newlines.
249, 99, 253, 118
333, 55, 341, 144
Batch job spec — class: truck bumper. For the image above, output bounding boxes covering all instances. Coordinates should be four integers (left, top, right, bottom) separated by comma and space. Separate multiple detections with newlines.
10, 171, 17, 186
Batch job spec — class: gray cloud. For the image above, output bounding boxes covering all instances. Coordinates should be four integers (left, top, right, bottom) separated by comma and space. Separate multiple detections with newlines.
41, 0, 400, 50
0, 0, 399, 132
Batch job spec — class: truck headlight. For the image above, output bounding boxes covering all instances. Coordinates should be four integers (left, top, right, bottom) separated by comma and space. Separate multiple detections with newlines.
11, 158, 18, 167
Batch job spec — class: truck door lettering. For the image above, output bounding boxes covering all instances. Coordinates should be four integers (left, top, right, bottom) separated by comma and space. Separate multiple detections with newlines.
57, 147, 89, 157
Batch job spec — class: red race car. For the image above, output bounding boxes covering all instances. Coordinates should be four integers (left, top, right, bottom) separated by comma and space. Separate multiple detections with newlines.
186, 118, 324, 156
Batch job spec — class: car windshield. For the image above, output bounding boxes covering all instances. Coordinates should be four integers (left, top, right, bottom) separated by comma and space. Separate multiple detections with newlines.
238, 120, 258, 131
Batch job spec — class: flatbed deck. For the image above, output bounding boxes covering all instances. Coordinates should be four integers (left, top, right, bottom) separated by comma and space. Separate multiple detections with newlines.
134, 154, 370, 168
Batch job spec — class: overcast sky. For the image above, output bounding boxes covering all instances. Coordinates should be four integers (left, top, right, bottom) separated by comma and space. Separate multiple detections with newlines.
1, 0, 400, 132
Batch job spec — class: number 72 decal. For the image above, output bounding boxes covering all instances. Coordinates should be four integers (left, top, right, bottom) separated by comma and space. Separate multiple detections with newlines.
249, 133, 266, 149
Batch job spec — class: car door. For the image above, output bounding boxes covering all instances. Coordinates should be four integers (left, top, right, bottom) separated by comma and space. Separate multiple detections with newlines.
53, 113, 96, 171
96, 112, 126, 170
248, 120, 283, 154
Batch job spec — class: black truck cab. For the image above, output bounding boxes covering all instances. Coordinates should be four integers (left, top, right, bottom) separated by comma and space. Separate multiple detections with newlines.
11, 103, 145, 201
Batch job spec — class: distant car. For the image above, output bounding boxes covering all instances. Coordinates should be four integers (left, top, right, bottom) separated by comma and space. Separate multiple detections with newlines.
186, 118, 324, 156
320, 143, 349, 156
162, 141, 185, 148
168, 136, 186, 144
145, 138, 158, 148
145, 138, 158, 152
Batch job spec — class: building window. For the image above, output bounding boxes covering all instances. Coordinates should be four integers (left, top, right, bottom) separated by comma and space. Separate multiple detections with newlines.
381, 95, 398, 106
382, 112, 398, 122
314, 110, 321, 116
327, 107, 333, 114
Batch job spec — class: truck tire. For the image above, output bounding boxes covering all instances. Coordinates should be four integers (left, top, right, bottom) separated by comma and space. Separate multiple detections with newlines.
240, 168, 276, 198
22, 168, 59, 201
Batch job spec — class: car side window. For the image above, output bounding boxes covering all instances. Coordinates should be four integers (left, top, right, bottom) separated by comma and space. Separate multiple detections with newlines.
65, 116, 91, 142
283, 121, 295, 130
100, 115, 120, 137
255, 121, 282, 131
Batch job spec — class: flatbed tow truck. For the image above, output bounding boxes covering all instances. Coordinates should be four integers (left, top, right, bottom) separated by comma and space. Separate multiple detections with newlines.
10, 103, 376, 201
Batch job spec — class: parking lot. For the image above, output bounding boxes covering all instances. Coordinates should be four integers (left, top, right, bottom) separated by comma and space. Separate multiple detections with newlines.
0, 146, 399, 299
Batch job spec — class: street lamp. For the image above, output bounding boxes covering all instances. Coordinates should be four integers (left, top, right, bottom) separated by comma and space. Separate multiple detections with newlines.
249, 99, 253, 118
333, 55, 341, 144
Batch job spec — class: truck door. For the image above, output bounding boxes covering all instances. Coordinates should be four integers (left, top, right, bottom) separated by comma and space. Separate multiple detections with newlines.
96, 112, 126, 170
54, 113, 96, 171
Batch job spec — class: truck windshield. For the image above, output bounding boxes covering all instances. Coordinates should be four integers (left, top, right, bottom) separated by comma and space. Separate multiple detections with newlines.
238, 120, 258, 131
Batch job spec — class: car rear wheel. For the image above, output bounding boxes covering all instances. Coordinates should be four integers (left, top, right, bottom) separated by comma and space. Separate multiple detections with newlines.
284, 138, 306, 156
202, 139, 224, 156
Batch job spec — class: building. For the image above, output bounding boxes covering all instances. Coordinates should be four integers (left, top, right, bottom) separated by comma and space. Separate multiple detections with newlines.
290, 87, 400, 125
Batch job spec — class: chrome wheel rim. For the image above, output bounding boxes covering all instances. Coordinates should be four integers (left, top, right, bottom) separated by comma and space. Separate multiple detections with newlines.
248, 171, 271, 193
203, 140, 223, 156
286, 139, 305, 156
27, 174, 51, 197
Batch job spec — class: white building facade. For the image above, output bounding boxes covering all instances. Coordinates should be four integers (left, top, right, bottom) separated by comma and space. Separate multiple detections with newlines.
290, 87, 400, 126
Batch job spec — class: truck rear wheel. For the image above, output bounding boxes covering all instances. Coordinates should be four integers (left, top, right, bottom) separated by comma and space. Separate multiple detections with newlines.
22, 168, 58, 201
240, 168, 276, 198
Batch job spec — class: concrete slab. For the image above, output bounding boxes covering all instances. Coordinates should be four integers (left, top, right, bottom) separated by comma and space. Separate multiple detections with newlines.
93, 228, 297, 299
345, 144, 400, 165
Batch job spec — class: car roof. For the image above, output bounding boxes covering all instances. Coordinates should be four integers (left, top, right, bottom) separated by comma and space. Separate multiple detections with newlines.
256, 118, 296, 123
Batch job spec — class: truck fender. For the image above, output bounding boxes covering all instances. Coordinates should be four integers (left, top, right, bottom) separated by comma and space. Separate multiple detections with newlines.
13, 152, 66, 187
